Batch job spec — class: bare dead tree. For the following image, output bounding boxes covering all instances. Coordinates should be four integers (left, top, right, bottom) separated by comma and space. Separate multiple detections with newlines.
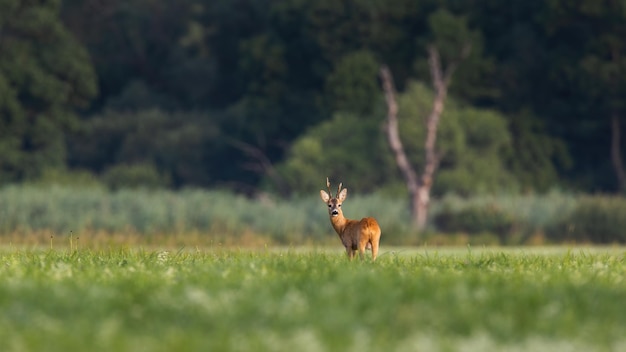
380, 66, 422, 228
380, 43, 471, 231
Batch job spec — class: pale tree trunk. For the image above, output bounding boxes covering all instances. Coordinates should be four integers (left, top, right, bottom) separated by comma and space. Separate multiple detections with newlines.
381, 44, 470, 231
380, 66, 422, 228
611, 113, 626, 192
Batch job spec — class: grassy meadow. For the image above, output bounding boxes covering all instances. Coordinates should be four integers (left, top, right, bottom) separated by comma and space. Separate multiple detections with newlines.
2, 186, 626, 351
1, 247, 625, 351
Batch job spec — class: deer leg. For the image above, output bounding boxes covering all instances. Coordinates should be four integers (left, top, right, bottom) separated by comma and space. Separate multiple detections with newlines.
371, 239, 379, 261
358, 236, 370, 260
357, 242, 367, 260
345, 246, 354, 260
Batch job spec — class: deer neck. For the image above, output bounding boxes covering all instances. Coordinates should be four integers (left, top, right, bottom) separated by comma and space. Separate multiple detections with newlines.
329, 213, 349, 235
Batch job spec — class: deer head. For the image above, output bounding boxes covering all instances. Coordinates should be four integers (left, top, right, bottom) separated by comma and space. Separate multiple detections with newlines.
320, 177, 347, 218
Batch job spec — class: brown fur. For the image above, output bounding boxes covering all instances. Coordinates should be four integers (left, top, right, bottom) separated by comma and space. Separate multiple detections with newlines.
320, 179, 382, 260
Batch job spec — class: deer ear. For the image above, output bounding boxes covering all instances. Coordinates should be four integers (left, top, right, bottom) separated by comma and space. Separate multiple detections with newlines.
320, 190, 331, 202
338, 188, 348, 201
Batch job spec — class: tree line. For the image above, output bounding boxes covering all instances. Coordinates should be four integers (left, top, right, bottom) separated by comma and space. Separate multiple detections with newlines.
1, 0, 625, 196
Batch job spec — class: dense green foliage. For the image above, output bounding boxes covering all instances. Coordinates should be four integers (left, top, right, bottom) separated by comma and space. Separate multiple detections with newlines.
1, 248, 625, 351
0, 0, 97, 183
69, 109, 221, 187
275, 82, 516, 195
2, 0, 626, 195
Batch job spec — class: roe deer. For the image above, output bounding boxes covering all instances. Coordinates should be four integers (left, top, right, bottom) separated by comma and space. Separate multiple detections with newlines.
320, 177, 381, 260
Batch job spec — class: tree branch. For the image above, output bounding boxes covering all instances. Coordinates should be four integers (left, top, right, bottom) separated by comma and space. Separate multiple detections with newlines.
230, 140, 288, 196
380, 65, 419, 196
423, 46, 450, 188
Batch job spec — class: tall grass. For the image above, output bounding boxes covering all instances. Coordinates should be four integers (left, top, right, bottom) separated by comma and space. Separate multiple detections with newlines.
0, 185, 413, 245
436, 191, 578, 228
2, 184, 624, 245
433, 191, 580, 243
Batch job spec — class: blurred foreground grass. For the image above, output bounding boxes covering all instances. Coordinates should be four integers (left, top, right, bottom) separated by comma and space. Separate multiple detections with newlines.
0, 247, 625, 351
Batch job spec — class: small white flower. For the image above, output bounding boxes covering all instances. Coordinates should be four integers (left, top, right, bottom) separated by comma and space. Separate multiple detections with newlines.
157, 251, 170, 263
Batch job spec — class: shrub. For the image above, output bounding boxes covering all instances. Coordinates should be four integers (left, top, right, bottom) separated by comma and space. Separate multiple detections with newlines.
433, 203, 516, 243
68, 109, 221, 188
101, 163, 171, 190
31, 168, 103, 188
547, 196, 626, 243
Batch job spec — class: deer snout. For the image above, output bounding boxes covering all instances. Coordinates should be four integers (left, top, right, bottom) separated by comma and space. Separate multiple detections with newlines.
331, 209, 339, 216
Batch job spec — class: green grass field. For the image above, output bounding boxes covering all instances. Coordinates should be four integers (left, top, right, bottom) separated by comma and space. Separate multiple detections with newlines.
1, 246, 625, 351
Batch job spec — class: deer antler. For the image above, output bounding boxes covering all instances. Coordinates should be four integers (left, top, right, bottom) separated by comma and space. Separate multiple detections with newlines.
326, 177, 333, 197
337, 182, 342, 198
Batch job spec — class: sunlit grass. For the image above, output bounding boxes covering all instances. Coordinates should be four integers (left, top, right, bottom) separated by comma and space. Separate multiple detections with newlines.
0, 247, 624, 351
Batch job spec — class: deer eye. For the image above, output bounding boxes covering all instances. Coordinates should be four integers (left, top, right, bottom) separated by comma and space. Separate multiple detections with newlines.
328, 204, 332, 208
338, 204, 341, 207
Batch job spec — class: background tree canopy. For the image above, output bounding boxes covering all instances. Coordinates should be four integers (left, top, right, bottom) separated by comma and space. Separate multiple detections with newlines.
1, 0, 625, 196
0, 0, 97, 183
274, 82, 516, 196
